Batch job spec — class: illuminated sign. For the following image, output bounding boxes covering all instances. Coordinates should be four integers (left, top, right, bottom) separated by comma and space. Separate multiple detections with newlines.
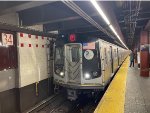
69, 34, 76, 42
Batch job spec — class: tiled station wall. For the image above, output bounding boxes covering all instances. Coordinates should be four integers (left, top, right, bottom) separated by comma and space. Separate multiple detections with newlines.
17, 32, 48, 87
0, 31, 54, 113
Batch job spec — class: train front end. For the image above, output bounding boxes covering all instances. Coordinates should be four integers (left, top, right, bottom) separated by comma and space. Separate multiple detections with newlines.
54, 34, 103, 100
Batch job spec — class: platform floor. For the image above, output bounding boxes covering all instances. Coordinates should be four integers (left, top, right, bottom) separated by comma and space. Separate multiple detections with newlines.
125, 67, 150, 113
94, 58, 150, 113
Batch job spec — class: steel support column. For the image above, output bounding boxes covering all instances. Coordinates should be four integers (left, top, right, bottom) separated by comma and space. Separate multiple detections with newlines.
148, 31, 150, 76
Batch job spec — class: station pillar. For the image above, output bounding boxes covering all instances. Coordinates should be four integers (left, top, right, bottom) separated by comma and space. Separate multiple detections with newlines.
149, 31, 150, 76
140, 31, 149, 77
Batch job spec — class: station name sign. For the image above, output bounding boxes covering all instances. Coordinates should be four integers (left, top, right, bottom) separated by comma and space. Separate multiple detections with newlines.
2, 33, 13, 46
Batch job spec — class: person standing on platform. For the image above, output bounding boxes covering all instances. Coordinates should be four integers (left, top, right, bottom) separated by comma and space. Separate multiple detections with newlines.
129, 51, 135, 67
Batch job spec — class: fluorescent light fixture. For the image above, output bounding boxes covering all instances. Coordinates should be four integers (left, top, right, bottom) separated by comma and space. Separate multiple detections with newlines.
109, 25, 118, 36
90, 0, 128, 49
90, 0, 110, 25
109, 25, 127, 48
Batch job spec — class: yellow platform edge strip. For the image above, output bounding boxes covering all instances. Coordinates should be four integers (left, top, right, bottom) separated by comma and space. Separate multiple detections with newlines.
94, 57, 129, 113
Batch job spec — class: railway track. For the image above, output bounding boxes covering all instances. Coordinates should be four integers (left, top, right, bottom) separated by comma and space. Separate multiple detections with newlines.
25, 88, 105, 113
26, 92, 102, 113
37, 95, 67, 113
25, 79, 112, 113
26, 89, 76, 113
26, 94, 64, 113
69, 92, 103, 113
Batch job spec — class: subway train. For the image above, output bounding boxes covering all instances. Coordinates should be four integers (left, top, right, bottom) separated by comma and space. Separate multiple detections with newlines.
53, 33, 128, 100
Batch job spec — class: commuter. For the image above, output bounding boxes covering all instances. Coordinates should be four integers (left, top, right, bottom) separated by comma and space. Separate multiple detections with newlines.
129, 51, 135, 67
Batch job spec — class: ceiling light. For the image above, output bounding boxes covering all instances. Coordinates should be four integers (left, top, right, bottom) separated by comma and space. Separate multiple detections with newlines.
90, 0, 110, 25
90, 0, 128, 49
109, 25, 128, 48
109, 25, 118, 36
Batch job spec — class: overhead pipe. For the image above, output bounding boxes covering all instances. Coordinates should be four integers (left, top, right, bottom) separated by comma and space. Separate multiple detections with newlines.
131, 1, 141, 47
123, 1, 141, 47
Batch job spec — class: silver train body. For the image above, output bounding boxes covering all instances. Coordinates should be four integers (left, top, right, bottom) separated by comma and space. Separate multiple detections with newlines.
54, 36, 128, 100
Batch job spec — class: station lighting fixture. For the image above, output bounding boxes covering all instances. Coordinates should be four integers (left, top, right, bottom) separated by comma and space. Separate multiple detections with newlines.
90, 0, 128, 49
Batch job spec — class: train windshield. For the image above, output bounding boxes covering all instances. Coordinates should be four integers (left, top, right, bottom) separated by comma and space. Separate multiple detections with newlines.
71, 47, 80, 62
55, 47, 64, 65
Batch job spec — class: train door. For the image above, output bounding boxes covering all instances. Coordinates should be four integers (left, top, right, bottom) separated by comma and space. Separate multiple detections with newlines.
113, 48, 118, 71
65, 43, 82, 83
110, 46, 113, 73
103, 45, 112, 83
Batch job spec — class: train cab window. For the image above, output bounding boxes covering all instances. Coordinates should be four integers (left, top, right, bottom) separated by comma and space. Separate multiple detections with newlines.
71, 47, 80, 62
55, 47, 64, 65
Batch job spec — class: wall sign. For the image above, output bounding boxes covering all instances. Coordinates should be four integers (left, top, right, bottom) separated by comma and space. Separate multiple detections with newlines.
2, 33, 13, 46
84, 50, 94, 60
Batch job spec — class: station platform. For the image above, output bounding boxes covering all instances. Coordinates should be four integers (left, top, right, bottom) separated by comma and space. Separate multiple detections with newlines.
94, 57, 150, 113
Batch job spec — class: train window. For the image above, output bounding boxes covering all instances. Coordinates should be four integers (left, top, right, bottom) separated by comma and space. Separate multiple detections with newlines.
104, 48, 108, 64
114, 49, 117, 59
55, 47, 64, 65
71, 47, 80, 62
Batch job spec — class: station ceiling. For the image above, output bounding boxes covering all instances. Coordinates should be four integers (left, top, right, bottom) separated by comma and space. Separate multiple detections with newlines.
0, 1, 149, 49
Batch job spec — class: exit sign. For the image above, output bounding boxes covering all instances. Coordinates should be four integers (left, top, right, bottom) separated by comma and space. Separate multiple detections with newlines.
2, 33, 13, 46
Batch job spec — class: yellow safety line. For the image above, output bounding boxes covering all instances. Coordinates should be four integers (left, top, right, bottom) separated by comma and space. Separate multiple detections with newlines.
94, 57, 129, 113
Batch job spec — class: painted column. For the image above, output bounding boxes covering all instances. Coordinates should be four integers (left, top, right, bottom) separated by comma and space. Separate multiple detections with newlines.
149, 31, 150, 76
140, 31, 149, 77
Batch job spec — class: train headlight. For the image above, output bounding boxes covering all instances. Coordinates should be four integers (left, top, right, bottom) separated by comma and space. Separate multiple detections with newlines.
92, 71, 98, 77
84, 73, 91, 79
60, 72, 64, 77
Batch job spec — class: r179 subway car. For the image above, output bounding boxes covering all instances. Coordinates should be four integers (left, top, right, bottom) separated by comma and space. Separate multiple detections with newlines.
53, 33, 128, 100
